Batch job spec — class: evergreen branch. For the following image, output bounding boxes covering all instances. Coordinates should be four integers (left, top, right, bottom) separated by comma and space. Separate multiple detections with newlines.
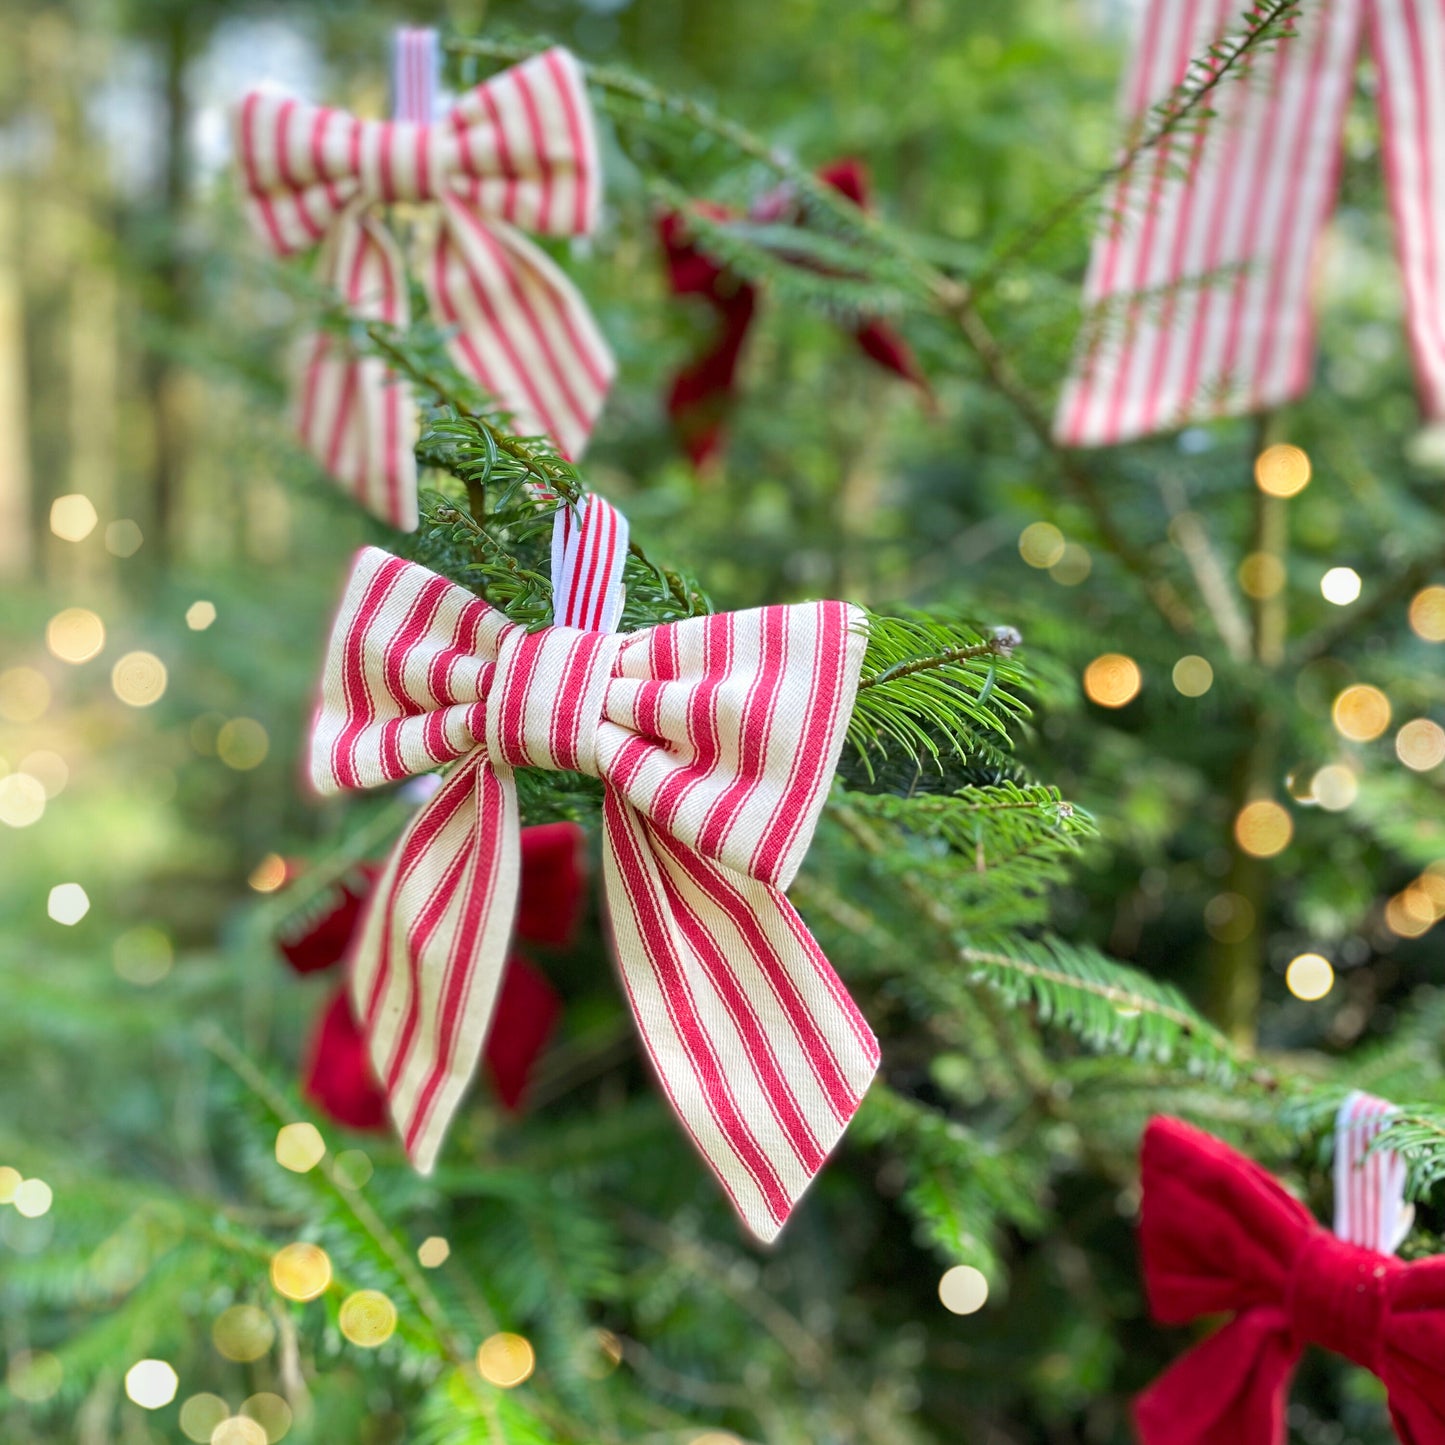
973, 0, 1302, 290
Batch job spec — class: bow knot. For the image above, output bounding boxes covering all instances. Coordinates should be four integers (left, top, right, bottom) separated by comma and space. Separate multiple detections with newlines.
1288, 1232, 1394, 1371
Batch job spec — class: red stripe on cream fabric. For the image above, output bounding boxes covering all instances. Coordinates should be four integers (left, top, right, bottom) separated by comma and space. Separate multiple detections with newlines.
1054, 1, 1364, 447
1333, 1090, 1411, 1257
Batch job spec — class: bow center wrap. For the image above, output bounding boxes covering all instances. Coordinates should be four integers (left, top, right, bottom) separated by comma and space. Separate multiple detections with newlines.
485, 623, 624, 776
1288, 1232, 1395, 1372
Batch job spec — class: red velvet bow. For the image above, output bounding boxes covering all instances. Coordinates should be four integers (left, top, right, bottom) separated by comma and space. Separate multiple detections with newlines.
1136, 1115, 1445, 1445
276, 822, 585, 1126
658, 159, 928, 467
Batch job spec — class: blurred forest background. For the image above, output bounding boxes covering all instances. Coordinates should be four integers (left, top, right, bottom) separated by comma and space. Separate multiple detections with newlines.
3, 1, 1445, 1442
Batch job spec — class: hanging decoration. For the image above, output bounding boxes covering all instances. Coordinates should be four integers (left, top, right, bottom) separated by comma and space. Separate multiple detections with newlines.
1056, 0, 1445, 448
305, 478, 878, 1241
234, 45, 614, 529
659, 159, 928, 467
1133, 1112, 1442, 1445
275, 821, 585, 1127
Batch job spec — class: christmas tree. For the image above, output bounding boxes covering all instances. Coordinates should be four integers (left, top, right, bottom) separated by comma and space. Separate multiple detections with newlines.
3, 3, 1445, 1443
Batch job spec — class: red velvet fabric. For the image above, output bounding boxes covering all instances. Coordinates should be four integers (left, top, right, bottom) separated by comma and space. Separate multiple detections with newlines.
657, 159, 927, 468
280, 822, 585, 1127
1136, 1116, 1445, 1445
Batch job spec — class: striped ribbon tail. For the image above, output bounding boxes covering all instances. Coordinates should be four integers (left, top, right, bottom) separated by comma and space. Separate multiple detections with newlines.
551, 495, 628, 631
392, 27, 439, 125
1333, 1090, 1413, 1256
1055, 0, 1362, 447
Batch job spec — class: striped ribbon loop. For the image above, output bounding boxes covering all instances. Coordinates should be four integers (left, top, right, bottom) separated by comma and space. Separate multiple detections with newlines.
392, 27, 440, 125
1056, 0, 1445, 448
235, 46, 614, 530
1334, 1090, 1413, 1256
311, 546, 878, 1240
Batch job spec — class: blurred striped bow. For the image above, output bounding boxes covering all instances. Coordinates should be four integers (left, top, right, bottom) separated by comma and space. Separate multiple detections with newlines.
309, 544, 879, 1240
235, 47, 614, 529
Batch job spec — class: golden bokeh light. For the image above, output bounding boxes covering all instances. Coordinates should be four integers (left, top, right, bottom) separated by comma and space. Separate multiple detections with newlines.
1238, 551, 1285, 600
124, 1358, 179, 1409
1203, 891, 1255, 943
417, 1236, 451, 1268
334, 1150, 373, 1190
179, 1393, 230, 1443
211, 1304, 275, 1363
113, 926, 174, 987
938, 1264, 990, 1315
1254, 443, 1312, 497
476, 1331, 535, 1387
1333, 685, 1392, 743
1018, 521, 1066, 569
20, 750, 68, 798
50, 493, 98, 542
0, 773, 46, 829
112, 651, 168, 707
48, 882, 90, 926
1309, 764, 1359, 812
1396, 719, 1445, 772
0, 1165, 20, 1201
1409, 586, 1445, 642
14, 1178, 53, 1218
339, 1290, 398, 1348
0, 666, 51, 722
218, 719, 269, 771
1233, 800, 1293, 858
1320, 566, 1362, 605
1386, 889, 1437, 939
187, 600, 218, 631
104, 520, 143, 558
248, 854, 288, 893
275, 1123, 325, 1174
1171, 655, 1214, 697
7, 1350, 62, 1403
47, 607, 105, 664
580, 1328, 623, 1379
1050, 542, 1092, 586
1285, 953, 1334, 1001
241, 1392, 293, 1443
689, 1436, 742, 1445
211, 1419, 268, 1445
269, 1242, 332, 1302
1083, 653, 1142, 708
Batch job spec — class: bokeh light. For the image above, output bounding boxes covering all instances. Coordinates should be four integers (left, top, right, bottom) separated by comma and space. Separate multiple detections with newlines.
211, 1419, 268, 1445
1396, 719, 1445, 772
179, 1393, 230, 1442
1320, 567, 1362, 605
1310, 764, 1358, 812
275, 1123, 325, 1174
1083, 654, 1142, 708
0, 1165, 20, 1201
20, 750, 68, 798
0, 666, 51, 722
124, 1358, 179, 1409
1238, 552, 1285, 600
1233, 800, 1293, 858
1018, 521, 1065, 569
339, 1290, 397, 1348
241, 1392, 292, 1442
1285, 954, 1334, 1001
1409, 586, 1445, 641
334, 1150, 373, 1190
1050, 542, 1092, 586
7, 1350, 62, 1403
476, 1331, 535, 1386
248, 854, 287, 893
104, 520, 143, 558
14, 1178, 53, 1218
113, 926, 174, 986
1333, 685, 1391, 742
186, 600, 217, 631
1386, 888, 1437, 939
1203, 891, 1255, 943
112, 651, 168, 707
417, 1236, 450, 1268
211, 1304, 275, 1363
689, 1435, 742, 1445
938, 1264, 989, 1315
269, 1242, 332, 1302
218, 719, 269, 771
50, 493, 98, 542
0, 773, 46, 828
1254, 443, 1311, 497
1171, 655, 1213, 697
47, 607, 105, 664
48, 882, 91, 926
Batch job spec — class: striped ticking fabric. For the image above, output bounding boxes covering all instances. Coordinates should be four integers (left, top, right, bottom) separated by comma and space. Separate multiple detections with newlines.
234, 47, 614, 529
1333, 1090, 1413, 1256
310, 546, 878, 1240
392, 27, 440, 125
1056, 0, 1445, 448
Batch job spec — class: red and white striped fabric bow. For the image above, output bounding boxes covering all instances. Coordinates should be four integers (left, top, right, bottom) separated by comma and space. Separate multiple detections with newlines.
235, 47, 614, 529
309, 541, 878, 1239
1334, 1090, 1413, 1255
1056, 0, 1445, 448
